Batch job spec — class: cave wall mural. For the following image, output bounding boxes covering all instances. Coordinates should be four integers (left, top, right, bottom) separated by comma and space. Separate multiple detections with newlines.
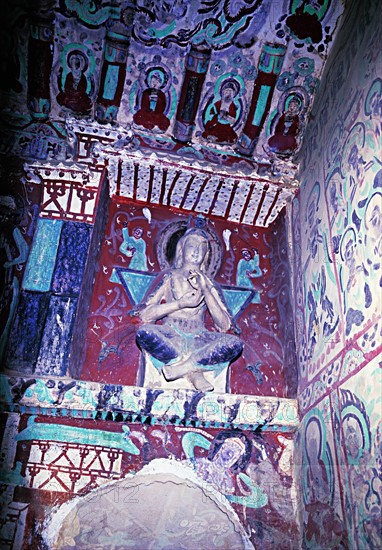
0, 0, 344, 182
0, 160, 298, 397
291, 0, 382, 547
80, 198, 297, 397
2, 1, 380, 549
0, 158, 300, 546
0, 407, 298, 549
0, 77, 300, 550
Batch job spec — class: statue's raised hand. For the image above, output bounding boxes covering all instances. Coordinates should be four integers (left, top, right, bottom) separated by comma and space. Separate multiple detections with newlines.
178, 289, 204, 309
187, 269, 209, 292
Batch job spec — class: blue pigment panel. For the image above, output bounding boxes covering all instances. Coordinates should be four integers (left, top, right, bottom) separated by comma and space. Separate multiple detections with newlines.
52, 221, 92, 295
35, 295, 78, 376
22, 218, 63, 292
5, 291, 50, 373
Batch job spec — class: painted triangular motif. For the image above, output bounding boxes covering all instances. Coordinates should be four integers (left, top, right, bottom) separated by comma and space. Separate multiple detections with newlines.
116, 268, 257, 320
116, 269, 157, 306
222, 287, 255, 318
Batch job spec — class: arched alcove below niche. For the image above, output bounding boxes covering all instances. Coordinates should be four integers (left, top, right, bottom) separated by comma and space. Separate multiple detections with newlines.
44, 459, 254, 550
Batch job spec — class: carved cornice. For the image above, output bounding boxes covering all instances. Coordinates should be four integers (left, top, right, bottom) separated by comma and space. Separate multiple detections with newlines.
65, 117, 298, 227
0, 375, 299, 432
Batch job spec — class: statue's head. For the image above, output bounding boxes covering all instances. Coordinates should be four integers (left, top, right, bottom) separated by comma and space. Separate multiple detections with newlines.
174, 228, 211, 272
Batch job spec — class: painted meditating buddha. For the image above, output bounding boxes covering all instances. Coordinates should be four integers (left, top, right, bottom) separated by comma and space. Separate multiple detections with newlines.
56, 50, 93, 114
133, 68, 170, 132
202, 78, 242, 145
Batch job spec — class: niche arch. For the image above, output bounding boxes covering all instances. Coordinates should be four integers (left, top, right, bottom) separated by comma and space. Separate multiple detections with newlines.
44, 459, 254, 549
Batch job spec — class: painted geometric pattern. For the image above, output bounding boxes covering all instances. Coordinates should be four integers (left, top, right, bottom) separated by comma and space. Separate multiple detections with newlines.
24, 441, 123, 494
117, 268, 256, 320
65, 120, 296, 229
24, 163, 103, 224
0, 500, 29, 549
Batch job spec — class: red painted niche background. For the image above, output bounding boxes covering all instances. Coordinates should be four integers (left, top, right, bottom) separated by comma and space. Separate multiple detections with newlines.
81, 198, 294, 397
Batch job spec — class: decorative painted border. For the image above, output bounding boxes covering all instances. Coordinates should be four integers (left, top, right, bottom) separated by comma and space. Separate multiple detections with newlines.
0, 375, 298, 432
298, 315, 382, 415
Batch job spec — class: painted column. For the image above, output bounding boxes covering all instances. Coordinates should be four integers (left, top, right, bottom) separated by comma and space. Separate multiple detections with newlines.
27, 3, 54, 120
237, 43, 286, 156
4, 163, 106, 377
95, 18, 133, 124
173, 43, 212, 143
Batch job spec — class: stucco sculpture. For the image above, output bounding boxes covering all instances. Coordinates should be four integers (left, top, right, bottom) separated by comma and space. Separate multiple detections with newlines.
136, 228, 243, 392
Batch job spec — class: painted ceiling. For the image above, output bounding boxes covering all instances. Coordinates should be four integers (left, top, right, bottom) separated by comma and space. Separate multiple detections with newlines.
0, 0, 345, 225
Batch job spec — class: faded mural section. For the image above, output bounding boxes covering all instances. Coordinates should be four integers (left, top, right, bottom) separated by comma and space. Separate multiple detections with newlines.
291, 0, 382, 547
0, 401, 299, 549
